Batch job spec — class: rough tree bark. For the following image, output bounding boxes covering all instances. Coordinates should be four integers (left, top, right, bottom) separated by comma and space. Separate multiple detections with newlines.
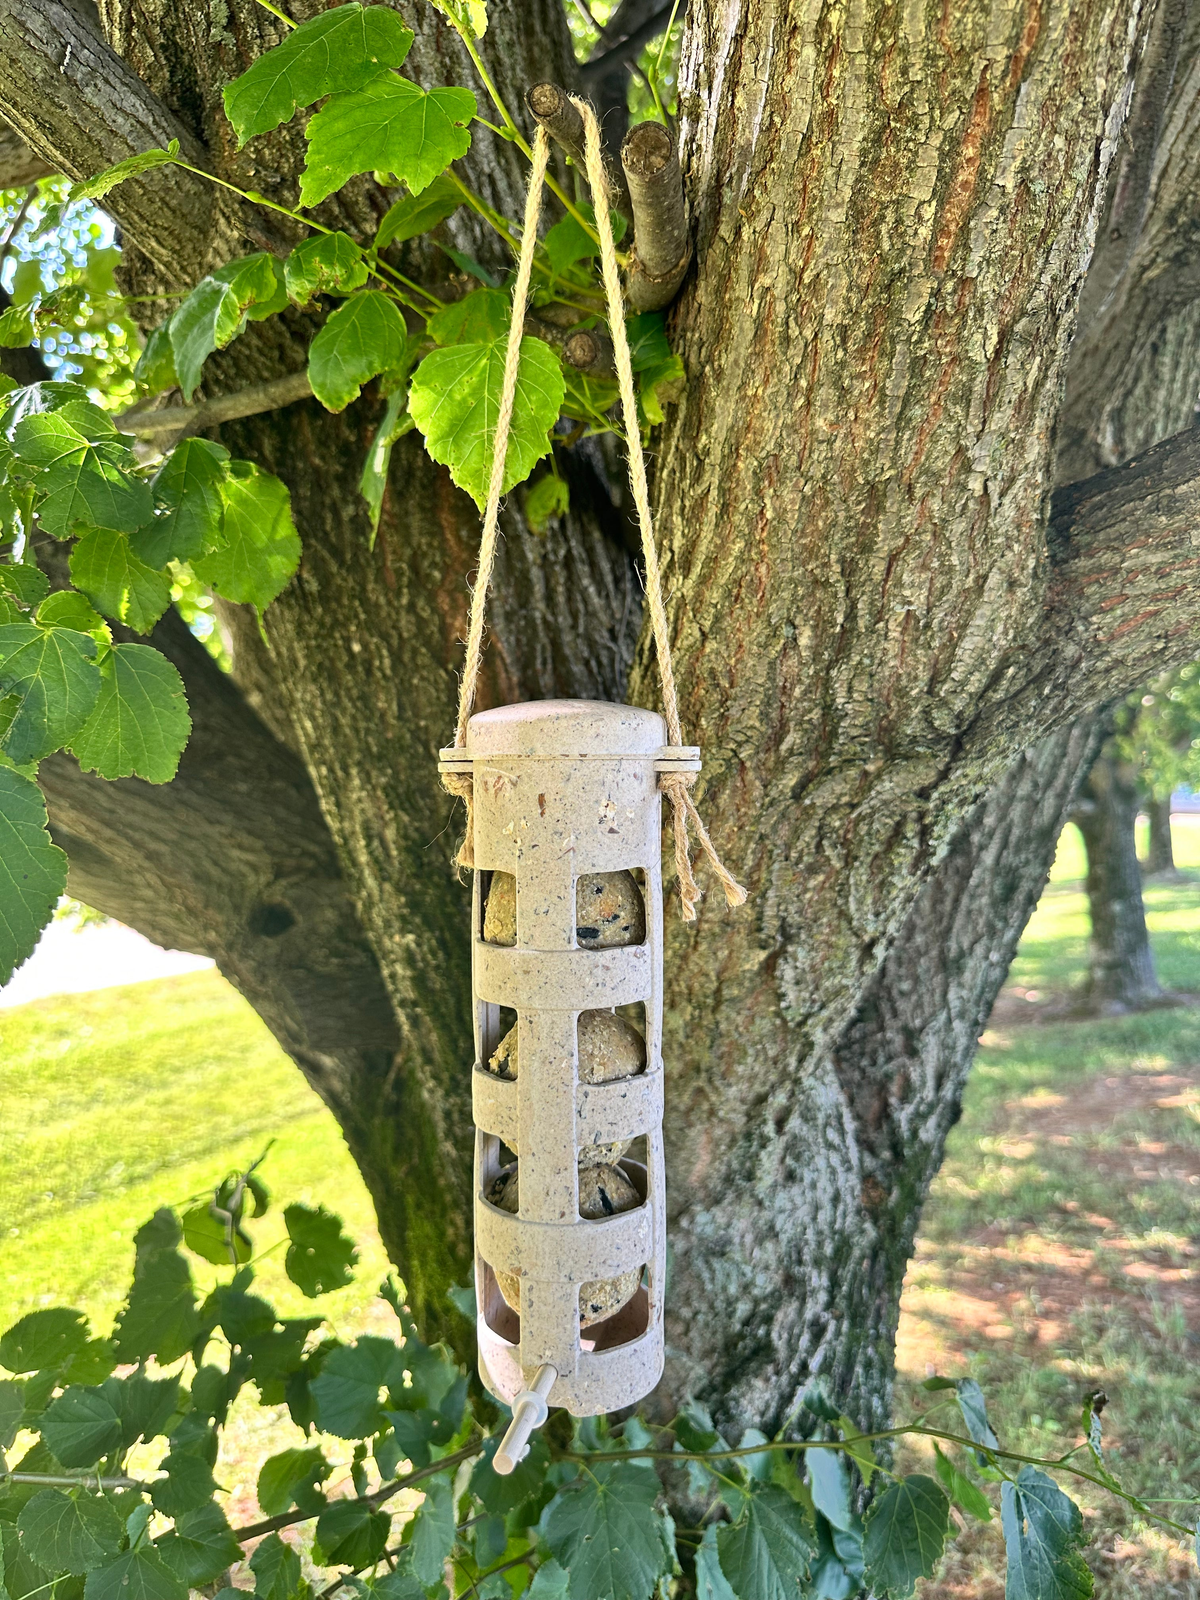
7, 0, 1200, 1441
1073, 744, 1164, 1011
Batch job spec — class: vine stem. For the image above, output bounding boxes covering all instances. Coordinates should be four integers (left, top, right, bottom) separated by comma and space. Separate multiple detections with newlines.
159, 157, 440, 314
452, 28, 625, 259
0, 1471, 145, 1490
563, 1425, 1196, 1540
230, 1437, 482, 1542
252, 0, 296, 26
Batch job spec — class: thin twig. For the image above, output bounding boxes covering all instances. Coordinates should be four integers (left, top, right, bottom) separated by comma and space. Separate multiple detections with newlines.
0, 1471, 146, 1490
230, 1439, 481, 1543
580, 0, 686, 81
564, 1423, 1195, 1539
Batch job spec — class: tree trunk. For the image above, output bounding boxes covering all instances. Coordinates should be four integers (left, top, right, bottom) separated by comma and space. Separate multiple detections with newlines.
1075, 747, 1164, 1011
9, 0, 1200, 1441
1145, 792, 1175, 873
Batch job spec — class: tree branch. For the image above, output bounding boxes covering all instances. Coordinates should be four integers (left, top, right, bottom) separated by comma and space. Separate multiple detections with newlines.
1043, 427, 1200, 709
120, 370, 314, 439
0, 117, 53, 187
621, 119, 690, 310
579, 0, 684, 81
0, 0, 214, 275
525, 81, 630, 217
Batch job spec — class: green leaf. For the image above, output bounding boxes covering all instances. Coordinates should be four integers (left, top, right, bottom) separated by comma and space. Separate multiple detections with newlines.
359, 391, 414, 540
427, 0, 487, 40
223, 3, 415, 145
70, 531, 171, 634
151, 1453, 218, 1517
542, 205, 625, 275
13, 412, 150, 539
524, 472, 568, 532
133, 438, 230, 568
307, 291, 408, 413
808, 1449, 853, 1532
39, 1387, 123, 1468
36, 592, 108, 637
695, 1525, 736, 1600
257, 1447, 331, 1517
249, 1533, 302, 1600
314, 1500, 390, 1568
70, 644, 190, 784
470, 1432, 550, 1515
426, 287, 510, 346
112, 1209, 203, 1366
527, 1562, 569, 1600
300, 78, 475, 209
181, 1200, 248, 1266
105, 1374, 179, 1449
17, 1490, 124, 1575
192, 463, 300, 609
285, 234, 368, 307
0, 1379, 23, 1448
955, 1378, 999, 1457
404, 1478, 453, 1587
283, 1203, 358, 1297
542, 1461, 673, 1600
0, 306, 34, 348
376, 175, 461, 247
0, 765, 67, 986
409, 335, 563, 508
861, 1474, 949, 1598
71, 143, 181, 202
716, 1485, 814, 1600
1, 381, 87, 436
0, 624, 99, 762
134, 326, 178, 394
1000, 1467, 1093, 1600
0, 565, 50, 609
310, 1336, 406, 1438
85, 1548, 186, 1600
836, 1414, 877, 1488
170, 255, 286, 400
932, 1444, 992, 1523
0, 1308, 90, 1375
155, 1503, 241, 1587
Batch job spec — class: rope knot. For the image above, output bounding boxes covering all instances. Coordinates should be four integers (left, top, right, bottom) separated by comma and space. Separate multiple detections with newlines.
659, 770, 748, 922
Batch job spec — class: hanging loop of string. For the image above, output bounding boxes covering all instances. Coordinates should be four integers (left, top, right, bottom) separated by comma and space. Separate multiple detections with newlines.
442, 107, 746, 920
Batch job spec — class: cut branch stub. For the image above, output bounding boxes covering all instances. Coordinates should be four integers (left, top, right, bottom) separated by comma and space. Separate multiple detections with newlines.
524, 313, 615, 377
621, 120, 690, 312
525, 82, 631, 219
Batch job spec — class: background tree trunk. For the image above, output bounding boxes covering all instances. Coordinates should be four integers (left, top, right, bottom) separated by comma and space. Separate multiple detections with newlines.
9, 0, 1200, 1445
1145, 792, 1175, 873
1074, 746, 1164, 1011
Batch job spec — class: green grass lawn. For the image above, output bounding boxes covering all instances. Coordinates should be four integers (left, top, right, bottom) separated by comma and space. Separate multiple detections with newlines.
0, 971, 391, 1337
1, 820, 1199, 1595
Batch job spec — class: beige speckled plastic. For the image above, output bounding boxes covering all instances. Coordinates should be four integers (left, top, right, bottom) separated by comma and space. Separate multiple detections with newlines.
439, 700, 699, 1416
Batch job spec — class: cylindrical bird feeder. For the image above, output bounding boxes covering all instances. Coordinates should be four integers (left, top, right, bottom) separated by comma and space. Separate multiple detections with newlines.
440, 700, 699, 1423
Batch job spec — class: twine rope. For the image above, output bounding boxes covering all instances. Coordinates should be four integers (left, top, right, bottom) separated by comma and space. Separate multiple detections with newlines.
444, 105, 746, 919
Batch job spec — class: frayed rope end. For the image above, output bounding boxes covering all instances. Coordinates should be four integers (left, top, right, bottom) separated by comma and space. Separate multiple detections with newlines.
660, 771, 748, 922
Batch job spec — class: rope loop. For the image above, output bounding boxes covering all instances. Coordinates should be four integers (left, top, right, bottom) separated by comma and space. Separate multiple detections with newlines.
441, 104, 747, 918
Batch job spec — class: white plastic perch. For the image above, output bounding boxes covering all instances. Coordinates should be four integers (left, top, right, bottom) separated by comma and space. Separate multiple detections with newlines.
440, 700, 699, 1453
493, 1362, 558, 1474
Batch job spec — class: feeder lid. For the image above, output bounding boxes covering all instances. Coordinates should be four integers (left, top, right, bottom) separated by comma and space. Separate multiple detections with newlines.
466, 700, 667, 759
